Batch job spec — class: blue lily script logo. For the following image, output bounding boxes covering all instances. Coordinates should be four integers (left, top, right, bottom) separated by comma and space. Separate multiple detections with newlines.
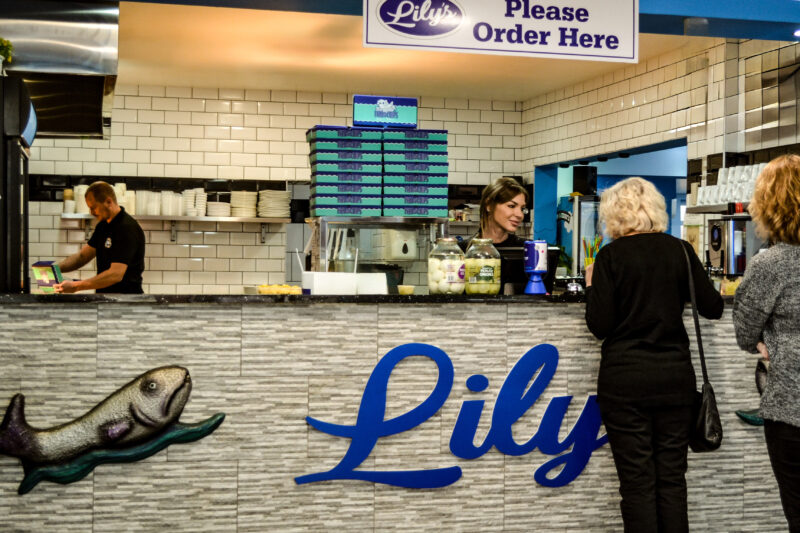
295, 343, 608, 489
378, 0, 464, 37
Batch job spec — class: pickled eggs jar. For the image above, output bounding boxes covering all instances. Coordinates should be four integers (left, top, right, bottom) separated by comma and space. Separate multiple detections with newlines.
427, 237, 466, 294
465, 238, 501, 295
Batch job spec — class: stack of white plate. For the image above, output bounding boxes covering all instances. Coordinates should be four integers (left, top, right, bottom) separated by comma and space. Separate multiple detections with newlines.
258, 189, 291, 218
74, 184, 90, 214
181, 189, 196, 215
230, 190, 258, 218
206, 201, 231, 217
195, 190, 207, 216
124, 190, 137, 215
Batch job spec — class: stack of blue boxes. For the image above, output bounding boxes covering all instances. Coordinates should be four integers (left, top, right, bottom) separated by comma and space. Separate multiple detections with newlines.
308, 126, 384, 217
382, 129, 448, 217
307, 126, 449, 217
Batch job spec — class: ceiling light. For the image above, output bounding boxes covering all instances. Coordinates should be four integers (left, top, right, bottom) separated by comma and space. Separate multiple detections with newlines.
597, 156, 608, 162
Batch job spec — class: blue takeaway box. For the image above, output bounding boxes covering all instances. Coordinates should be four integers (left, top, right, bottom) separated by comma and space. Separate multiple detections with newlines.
311, 172, 383, 185
306, 125, 383, 143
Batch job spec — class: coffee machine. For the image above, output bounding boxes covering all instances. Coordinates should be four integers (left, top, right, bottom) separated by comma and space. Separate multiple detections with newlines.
707, 217, 766, 276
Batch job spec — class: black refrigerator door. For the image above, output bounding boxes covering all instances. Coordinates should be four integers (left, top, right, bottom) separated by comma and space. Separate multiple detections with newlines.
1, 138, 30, 293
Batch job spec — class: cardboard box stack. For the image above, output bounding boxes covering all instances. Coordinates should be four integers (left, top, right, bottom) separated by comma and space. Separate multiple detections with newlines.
307, 126, 449, 217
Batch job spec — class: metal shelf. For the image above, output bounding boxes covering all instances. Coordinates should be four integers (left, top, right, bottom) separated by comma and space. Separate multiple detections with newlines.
685, 202, 749, 215
61, 214, 290, 243
61, 213, 290, 224
306, 216, 449, 271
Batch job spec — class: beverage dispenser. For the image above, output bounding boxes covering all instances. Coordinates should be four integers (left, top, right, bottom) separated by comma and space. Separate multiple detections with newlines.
707, 217, 766, 276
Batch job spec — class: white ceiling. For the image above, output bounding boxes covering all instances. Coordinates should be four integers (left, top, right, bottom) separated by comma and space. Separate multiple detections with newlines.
119, 2, 715, 102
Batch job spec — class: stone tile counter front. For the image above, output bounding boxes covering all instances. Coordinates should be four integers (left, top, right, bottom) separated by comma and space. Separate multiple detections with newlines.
0, 295, 783, 532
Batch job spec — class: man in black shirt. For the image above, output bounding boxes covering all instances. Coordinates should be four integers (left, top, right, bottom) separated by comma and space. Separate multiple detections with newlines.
54, 181, 145, 294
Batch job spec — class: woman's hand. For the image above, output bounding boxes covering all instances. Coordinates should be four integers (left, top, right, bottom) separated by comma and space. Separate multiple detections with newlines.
584, 263, 594, 287
757, 341, 769, 360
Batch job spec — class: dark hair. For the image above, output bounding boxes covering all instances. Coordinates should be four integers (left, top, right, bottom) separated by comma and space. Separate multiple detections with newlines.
86, 181, 117, 204
479, 177, 528, 234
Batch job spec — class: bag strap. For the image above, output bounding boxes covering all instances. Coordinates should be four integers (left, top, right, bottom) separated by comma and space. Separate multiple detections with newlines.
681, 241, 710, 385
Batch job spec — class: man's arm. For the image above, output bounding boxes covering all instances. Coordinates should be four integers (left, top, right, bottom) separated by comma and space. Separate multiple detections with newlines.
58, 244, 96, 273
54, 262, 127, 293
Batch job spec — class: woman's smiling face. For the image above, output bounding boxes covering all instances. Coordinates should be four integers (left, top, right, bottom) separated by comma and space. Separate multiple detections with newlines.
489, 193, 527, 234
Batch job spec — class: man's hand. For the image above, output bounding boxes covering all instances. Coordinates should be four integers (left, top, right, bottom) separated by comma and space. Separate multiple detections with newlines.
54, 280, 81, 294
584, 263, 594, 287
757, 341, 769, 360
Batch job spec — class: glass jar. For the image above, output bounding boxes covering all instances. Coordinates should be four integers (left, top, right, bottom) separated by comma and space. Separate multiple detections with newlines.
465, 238, 501, 295
427, 237, 465, 294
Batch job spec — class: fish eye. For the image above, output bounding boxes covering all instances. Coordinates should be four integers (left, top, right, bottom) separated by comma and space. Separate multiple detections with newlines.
147, 381, 157, 390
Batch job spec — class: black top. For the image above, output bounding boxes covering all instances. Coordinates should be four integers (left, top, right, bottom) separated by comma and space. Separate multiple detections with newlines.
88, 207, 146, 294
460, 233, 528, 289
585, 233, 723, 407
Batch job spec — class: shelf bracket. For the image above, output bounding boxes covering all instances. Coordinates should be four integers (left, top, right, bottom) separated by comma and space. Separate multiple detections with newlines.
260, 223, 268, 244
170, 220, 177, 242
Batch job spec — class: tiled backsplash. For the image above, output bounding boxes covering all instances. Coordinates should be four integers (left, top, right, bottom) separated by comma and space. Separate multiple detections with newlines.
28, 87, 523, 186
29, 201, 287, 294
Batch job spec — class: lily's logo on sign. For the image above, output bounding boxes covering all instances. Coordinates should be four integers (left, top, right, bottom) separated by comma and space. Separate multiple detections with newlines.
378, 0, 464, 38
295, 343, 608, 489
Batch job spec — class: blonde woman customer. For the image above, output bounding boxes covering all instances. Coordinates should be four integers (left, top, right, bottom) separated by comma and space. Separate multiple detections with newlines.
585, 177, 723, 532
733, 154, 800, 532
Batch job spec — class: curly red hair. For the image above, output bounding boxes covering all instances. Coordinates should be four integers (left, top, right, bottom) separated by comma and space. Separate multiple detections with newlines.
749, 155, 800, 245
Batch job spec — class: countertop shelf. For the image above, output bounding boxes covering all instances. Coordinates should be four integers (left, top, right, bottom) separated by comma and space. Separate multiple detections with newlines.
685, 202, 749, 215
61, 214, 291, 224
61, 214, 290, 243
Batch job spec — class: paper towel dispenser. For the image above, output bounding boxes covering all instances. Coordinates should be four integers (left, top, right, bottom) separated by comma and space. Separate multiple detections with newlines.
383, 229, 418, 261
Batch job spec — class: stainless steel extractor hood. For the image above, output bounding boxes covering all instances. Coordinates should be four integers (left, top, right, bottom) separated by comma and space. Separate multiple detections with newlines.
0, 0, 119, 139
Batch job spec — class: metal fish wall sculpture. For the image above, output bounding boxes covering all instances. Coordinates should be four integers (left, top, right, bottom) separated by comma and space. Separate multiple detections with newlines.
0, 366, 224, 494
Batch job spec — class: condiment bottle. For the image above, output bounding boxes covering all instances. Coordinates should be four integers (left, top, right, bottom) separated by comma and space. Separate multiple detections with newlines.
427, 237, 465, 294
464, 238, 501, 295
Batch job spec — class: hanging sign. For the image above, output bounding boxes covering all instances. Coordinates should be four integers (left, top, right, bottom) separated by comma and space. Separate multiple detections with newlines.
363, 0, 638, 63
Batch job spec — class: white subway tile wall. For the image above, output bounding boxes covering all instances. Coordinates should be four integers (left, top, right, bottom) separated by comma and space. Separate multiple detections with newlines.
29, 88, 522, 185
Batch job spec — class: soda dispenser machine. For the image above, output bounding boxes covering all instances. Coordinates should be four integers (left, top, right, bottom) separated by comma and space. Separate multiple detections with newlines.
707, 216, 766, 276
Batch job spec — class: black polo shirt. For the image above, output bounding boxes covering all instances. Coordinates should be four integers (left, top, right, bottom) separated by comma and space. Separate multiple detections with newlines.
87, 206, 145, 293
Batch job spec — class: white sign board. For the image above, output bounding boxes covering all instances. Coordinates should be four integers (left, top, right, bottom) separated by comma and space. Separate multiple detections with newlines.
364, 0, 638, 63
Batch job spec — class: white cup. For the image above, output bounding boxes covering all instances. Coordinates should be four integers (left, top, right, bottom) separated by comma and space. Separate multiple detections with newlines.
63, 199, 76, 214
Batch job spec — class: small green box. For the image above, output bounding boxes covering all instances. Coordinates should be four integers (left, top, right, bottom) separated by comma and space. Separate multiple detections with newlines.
383, 162, 449, 174
312, 173, 383, 185
312, 162, 383, 174
383, 152, 448, 164
310, 151, 383, 164
383, 129, 447, 141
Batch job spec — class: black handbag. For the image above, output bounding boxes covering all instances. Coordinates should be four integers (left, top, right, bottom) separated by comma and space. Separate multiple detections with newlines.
681, 242, 723, 452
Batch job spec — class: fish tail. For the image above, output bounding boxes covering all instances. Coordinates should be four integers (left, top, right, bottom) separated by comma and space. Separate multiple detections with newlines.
0, 394, 33, 458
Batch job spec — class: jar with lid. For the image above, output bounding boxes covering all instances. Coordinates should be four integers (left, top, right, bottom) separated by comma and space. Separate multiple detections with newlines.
465, 238, 501, 295
427, 237, 465, 294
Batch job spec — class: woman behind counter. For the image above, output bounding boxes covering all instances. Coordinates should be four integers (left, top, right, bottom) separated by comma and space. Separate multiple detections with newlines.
733, 154, 800, 532
585, 177, 723, 533
459, 177, 529, 292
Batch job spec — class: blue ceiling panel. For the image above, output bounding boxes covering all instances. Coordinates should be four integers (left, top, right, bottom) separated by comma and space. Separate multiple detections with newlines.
130, 0, 800, 41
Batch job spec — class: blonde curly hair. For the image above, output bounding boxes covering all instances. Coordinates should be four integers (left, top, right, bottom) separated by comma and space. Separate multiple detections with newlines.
599, 177, 668, 239
749, 154, 800, 245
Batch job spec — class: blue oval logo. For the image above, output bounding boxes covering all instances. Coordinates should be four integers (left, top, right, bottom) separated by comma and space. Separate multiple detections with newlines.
378, 0, 464, 38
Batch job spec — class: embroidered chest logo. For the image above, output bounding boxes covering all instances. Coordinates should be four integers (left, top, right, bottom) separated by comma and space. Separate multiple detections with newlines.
104, 237, 112, 249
